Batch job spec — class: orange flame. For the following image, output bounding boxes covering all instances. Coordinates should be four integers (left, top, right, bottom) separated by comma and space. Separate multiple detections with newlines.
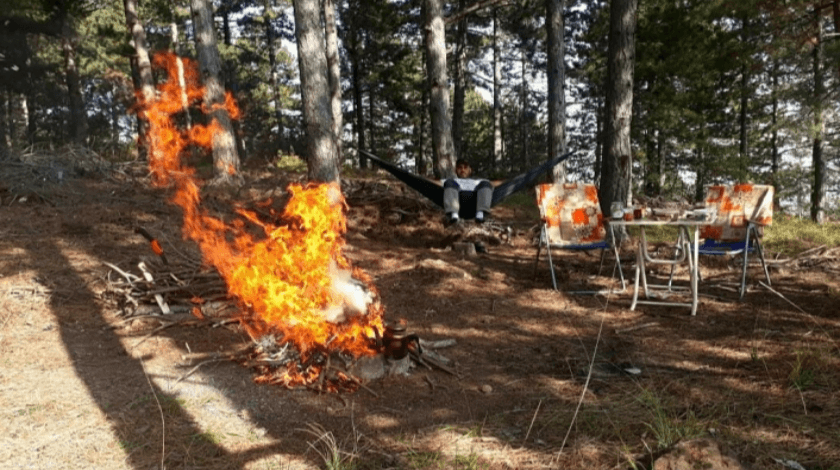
138, 52, 384, 388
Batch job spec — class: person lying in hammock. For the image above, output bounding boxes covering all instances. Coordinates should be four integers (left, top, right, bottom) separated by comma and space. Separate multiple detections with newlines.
444, 159, 494, 224
357, 147, 574, 225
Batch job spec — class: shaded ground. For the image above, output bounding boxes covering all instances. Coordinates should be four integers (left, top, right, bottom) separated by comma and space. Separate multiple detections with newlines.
1, 154, 839, 470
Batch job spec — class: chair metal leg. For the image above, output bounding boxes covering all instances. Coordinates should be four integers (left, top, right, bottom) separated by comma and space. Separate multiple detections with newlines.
739, 226, 753, 299
754, 232, 771, 287
535, 225, 558, 291
546, 244, 557, 291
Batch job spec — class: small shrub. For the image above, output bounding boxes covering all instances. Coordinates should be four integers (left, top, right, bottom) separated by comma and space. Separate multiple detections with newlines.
637, 389, 705, 450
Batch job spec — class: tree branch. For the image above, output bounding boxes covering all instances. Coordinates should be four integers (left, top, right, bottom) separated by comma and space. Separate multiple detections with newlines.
444, 0, 516, 26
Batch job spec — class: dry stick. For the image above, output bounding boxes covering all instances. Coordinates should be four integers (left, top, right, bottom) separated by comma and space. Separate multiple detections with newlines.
521, 399, 542, 448
415, 350, 459, 377
760, 281, 840, 355
138, 261, 170, 314
138, 355, 166, 470
174, 358, 229, 386
137, 281, 227, 296
103, 262, 141, 284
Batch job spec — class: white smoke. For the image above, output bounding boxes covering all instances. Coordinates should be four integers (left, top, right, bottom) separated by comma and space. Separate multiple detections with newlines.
322, 260, 374, 324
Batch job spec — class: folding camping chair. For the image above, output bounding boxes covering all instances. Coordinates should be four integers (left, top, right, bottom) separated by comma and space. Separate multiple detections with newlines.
533, 183, 625, 292
695, 183, 774, 299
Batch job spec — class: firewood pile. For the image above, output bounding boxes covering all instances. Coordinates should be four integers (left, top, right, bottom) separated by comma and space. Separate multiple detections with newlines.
102, 230, 459, 393
104, 254, 233, 320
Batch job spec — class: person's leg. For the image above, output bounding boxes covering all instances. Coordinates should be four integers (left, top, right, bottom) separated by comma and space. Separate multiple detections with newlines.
443, 179, 461, 223
475, 180, 493, 222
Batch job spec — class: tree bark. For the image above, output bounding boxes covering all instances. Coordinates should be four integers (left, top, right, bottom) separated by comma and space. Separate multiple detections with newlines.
811, 10, 825, 223
424, 0, 455, 178
263, 0, 285, 149
293, 0, 340, 183
124, 0, 155, 158
770, 60, 781, 209
0, 94, 8, 152
419, 83, 429, 176
59, 12, 88, 145
452, 0, 468, 161
546, 0, 566, 183
323, 0, 343, 162
599, 0, 637, 216
492, 9, 503, 170
349, 21, 366, 168
170, 23, 192, 130
190, 0, 242, 185
519, 48, 529, 169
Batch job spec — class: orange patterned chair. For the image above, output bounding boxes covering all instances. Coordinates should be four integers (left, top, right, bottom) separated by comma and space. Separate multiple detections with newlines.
533, 183, 625, 291
697, 183, 773, 298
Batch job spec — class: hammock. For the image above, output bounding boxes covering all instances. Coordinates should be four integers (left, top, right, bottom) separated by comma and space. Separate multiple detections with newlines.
357, 148, 574, 219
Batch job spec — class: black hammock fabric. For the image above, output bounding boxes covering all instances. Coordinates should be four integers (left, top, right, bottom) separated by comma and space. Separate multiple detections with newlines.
357, 149, 574, 219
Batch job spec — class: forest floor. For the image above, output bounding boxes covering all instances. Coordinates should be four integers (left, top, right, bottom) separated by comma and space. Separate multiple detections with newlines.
1, 150, 839, 470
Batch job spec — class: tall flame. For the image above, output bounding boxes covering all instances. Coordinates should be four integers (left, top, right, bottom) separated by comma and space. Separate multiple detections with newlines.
138, 52, 384, 387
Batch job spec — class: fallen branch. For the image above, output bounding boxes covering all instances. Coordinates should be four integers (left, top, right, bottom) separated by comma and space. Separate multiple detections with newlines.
615, 322, 658, 334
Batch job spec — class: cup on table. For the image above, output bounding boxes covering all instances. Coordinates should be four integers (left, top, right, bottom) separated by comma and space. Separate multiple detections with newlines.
610, 202, 623, 219
623, 208, 635, 221
633, 206, 644, 220
706, 207, 717, 223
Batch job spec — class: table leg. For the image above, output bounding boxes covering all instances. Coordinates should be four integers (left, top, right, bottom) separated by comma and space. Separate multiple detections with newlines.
639, 227, 650, 298
690, 225, 699, 316
631, 245, 641, 310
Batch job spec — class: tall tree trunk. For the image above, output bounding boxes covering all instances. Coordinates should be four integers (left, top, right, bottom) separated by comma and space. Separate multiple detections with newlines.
656, 129, 664, 194
124, 0, 155, 158
599, 0, 637, 216
519, 49, 529, 169
190, 0, 242, 185
419, 83, 429, 176
263, 0, 285, 150
323, 0, 343, 162
0, 93, 8, 152
546, 0, 566, 183
349, 24, 366, 168
219, 7, 247, 162
492, 9, 503, 170
368, 89, 377, 159
694, 145, 705, 202
452, 0, 468, 161
594, 96, 603, 186
60, 13, 88, 145
738, 15, 749, 179
293, 0, 339, 183
424, 0, 455, 178
770, 59, 780, 209
811, 10, 826, 223
170, 23, 192, 130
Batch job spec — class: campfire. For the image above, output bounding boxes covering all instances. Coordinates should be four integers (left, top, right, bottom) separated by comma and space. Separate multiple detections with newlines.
104, 52, 454, 393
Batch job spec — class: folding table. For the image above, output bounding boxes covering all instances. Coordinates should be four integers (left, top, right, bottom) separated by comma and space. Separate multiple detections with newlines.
608, 219, 707, 316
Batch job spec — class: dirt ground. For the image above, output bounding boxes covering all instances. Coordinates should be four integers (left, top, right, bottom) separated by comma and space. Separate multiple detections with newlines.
1, 154, 839, 470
